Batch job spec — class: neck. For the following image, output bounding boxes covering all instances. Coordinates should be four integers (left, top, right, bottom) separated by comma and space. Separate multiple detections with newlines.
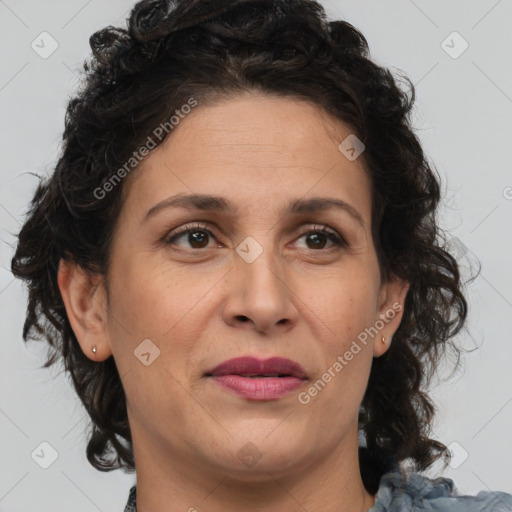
131, 422, 376, 512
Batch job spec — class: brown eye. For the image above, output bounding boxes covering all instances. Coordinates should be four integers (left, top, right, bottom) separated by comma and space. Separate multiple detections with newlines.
183, 230, 210, 249
295, 226, 347, 250
165, 223, 217, 250
305, 232, 329, 249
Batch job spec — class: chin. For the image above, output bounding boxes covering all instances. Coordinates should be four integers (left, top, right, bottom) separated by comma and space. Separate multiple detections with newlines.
208, 430, 312, 478
223, 455, 307, 483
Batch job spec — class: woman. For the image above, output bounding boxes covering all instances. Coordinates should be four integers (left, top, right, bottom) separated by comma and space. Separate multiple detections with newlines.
11, 0, 512, 510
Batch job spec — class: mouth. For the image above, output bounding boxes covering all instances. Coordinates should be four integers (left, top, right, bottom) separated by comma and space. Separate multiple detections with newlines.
205, 356, 307, 400
229, 374, 296, 378
206, 356, 307, 379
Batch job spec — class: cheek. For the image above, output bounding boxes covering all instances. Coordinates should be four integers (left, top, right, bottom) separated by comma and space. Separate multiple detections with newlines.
106, 253, 221, 386
312, 267, 379, 338
108, 254, 206, 337
301, 270, 377, 401
106, 257, 211, 422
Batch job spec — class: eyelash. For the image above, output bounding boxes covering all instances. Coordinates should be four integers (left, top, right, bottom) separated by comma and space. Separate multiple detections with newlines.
164, 222, 348, 252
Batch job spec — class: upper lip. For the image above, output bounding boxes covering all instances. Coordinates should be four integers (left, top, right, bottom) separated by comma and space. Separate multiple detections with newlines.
206, 356, 307, 379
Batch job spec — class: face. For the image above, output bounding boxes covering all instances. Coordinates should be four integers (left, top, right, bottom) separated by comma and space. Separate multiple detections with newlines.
62, 92, 408, 483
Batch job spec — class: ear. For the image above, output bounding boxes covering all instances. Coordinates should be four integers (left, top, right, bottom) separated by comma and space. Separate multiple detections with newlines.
372, 274, 410, 358
57, 258, 112, 361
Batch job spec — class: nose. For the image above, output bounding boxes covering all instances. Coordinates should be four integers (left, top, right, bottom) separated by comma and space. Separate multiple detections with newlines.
222, 243, 299, 335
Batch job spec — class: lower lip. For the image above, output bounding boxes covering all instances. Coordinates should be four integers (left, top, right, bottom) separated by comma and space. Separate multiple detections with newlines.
210, 375, 306, 400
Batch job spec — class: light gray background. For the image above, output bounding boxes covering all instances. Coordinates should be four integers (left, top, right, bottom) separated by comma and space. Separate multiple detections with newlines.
1, 0, 511, 511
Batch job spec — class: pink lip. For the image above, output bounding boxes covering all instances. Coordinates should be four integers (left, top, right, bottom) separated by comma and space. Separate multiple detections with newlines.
206, 356, 307, 401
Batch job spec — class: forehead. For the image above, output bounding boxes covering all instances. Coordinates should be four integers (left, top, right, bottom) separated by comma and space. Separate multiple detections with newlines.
122, 93, 372, 224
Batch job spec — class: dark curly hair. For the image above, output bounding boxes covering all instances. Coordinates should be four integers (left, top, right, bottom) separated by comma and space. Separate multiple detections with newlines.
11, 0, 477, 494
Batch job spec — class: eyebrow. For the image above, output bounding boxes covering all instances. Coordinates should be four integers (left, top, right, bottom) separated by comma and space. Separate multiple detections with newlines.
143, 193, 365, 227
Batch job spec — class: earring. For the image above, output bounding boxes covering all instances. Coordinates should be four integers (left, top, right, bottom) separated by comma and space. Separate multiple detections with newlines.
381, 336, 386, 344
92, 345, 97, 354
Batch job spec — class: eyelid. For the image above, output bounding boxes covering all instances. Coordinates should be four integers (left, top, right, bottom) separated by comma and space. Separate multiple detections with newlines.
296, 224, 348, 249
164, 221, 214, 243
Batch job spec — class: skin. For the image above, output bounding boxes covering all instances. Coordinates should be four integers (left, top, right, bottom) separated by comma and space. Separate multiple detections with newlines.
58, 93, 409, 512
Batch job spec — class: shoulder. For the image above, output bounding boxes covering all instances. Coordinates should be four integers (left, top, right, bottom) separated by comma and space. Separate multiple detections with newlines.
369, 470, 512, 511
